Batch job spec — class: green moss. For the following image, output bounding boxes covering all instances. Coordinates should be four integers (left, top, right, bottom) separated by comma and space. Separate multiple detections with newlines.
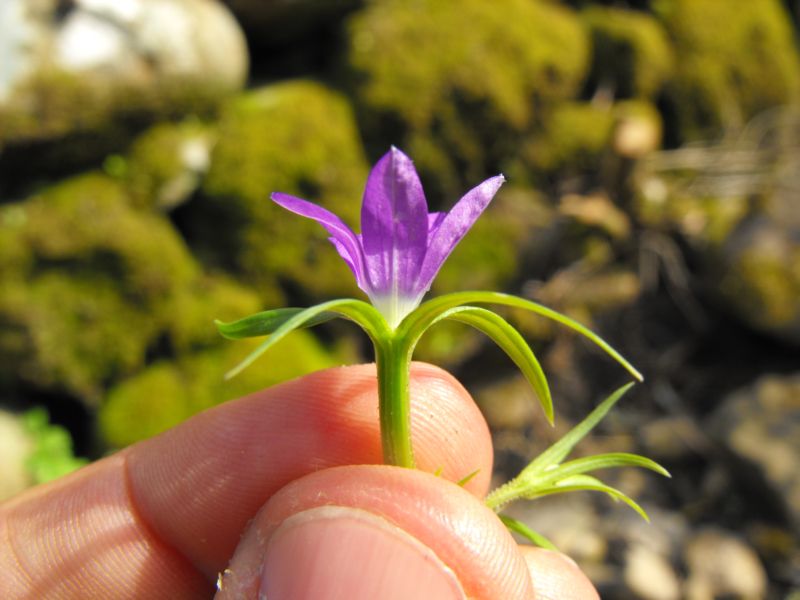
166, 274, 272, 353
99, 330, 343, 447
721, 240, 800, 333
655, 0, 800, 140
0, 173, 200, 402
196, 81, 369, 301
525, 102, 616, 174
346, 0, 589, 197
123, 120, 214, 211
582, 6, 675, 99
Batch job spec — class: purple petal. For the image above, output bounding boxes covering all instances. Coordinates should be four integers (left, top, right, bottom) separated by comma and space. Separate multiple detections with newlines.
271, 192, 367, 288
360, 147, 429, 296
427, 212, 446, 237
416, 175, 505, 293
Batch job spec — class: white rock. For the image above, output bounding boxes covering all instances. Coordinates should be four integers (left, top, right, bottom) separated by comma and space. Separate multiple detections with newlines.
625, 543, 682, 600
686, 529, 767, 600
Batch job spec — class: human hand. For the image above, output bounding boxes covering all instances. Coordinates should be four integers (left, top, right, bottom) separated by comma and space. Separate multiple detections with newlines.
0, 363, 598, 599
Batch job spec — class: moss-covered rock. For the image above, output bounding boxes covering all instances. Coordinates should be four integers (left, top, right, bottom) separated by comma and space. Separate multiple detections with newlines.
718, 219, 800, 342
0, 173, 198, 402
122, 120, 214, 211
582, 6, 675, 100
523, 102, 616, 175
99, 330, 344, 447
0, 0, 247, 182
655, 0, 800, 140
194, 81, 369, 301
345, 0, 589, 197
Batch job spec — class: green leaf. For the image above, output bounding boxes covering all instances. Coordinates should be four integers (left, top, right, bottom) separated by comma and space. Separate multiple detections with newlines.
498, 515, 558, 550
404, 291, 643, 382
523, 474, 652, 522
533, 453, 671, 486
521, 383, 636, 478
223, 299, 387, 379
438, 306, 553, 424
215, 308, 338, 340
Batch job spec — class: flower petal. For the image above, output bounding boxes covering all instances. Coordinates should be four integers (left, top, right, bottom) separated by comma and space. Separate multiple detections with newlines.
271, 192, 367, 288
416, 175, 505, 293
360, 147, 429, 297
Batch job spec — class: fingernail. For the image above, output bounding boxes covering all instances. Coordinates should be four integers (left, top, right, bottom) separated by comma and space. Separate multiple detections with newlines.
260, 506, 465, 600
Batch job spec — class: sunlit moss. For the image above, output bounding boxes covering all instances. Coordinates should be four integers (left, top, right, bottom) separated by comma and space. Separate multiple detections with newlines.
655, 0, 800, 140
196, 81, 369, 301
346, 0, 589, 197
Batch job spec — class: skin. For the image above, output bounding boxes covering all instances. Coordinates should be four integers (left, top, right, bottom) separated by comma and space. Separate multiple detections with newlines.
0, 363, 599, 599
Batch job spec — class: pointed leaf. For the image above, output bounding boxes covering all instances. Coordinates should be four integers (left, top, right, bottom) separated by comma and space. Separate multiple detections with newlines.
403, 291, 643, 382
439, 306, 553, 424
224, 299, 387, 380
498, 515, 558, 550
521, 383, 636, 477
215, 308, 338, 340
532, 453, 671, 487
523, 474, 652, 522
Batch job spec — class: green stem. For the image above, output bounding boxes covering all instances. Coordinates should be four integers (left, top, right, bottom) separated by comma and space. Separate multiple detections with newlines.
375, 335, 416, 468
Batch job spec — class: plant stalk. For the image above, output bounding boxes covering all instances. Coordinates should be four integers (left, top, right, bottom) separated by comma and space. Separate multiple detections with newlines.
375, 336, 416, 468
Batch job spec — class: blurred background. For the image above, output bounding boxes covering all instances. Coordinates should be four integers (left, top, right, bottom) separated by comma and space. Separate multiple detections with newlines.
1, 0, 798, 597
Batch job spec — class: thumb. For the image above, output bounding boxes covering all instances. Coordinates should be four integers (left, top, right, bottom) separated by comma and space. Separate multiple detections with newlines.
215, 465, 534, 600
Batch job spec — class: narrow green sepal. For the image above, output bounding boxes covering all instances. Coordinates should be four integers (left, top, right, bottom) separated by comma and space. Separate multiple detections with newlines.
406, 292, 644, 382
498, 515, 558, 550
215, 308, 338, 340
521, 382, 636, 478
222, 299, 387, 380
439, 307, 553, 424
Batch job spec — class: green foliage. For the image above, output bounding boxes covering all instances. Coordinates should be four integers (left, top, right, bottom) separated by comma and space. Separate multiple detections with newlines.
346, 0, 589, 197
655, 0, 800, 140
582, 6, 675, 99
197, 81, 369, 299
99, 329, 343, 447
487, 384, 670, 544
23, 408, 87, 484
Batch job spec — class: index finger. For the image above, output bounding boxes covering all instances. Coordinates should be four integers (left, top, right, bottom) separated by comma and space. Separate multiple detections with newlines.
0, 363, 493, 598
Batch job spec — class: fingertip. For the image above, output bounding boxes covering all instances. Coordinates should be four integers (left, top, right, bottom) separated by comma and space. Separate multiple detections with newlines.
218, 465, 533, 600
519, 547, 600, 600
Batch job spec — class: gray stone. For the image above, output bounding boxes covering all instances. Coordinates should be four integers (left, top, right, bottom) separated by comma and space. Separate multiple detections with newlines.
685, 528, 767, 600
709, 373, 800, 534
0, 0, 248, 147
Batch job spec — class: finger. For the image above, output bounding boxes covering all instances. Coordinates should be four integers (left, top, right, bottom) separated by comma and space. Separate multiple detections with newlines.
216, 465, 534, 600
519, 546, 600, 600
0, 363, 493, 598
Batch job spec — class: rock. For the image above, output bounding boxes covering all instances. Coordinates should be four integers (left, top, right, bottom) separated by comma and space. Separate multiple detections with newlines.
0, 0, 247, 173
122, 119, 215, 211
685, 528, 768, 600
345, 0, 589, 199
0, 410, 34, 501
0, 173, 198, 403
655, 0, 800, 141
624, 543, 682, 600
716, 218, 800, 344
709, 373, 800, 533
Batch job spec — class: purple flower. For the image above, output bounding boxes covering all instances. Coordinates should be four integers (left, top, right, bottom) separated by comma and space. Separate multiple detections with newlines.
272, 147, 505, 328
